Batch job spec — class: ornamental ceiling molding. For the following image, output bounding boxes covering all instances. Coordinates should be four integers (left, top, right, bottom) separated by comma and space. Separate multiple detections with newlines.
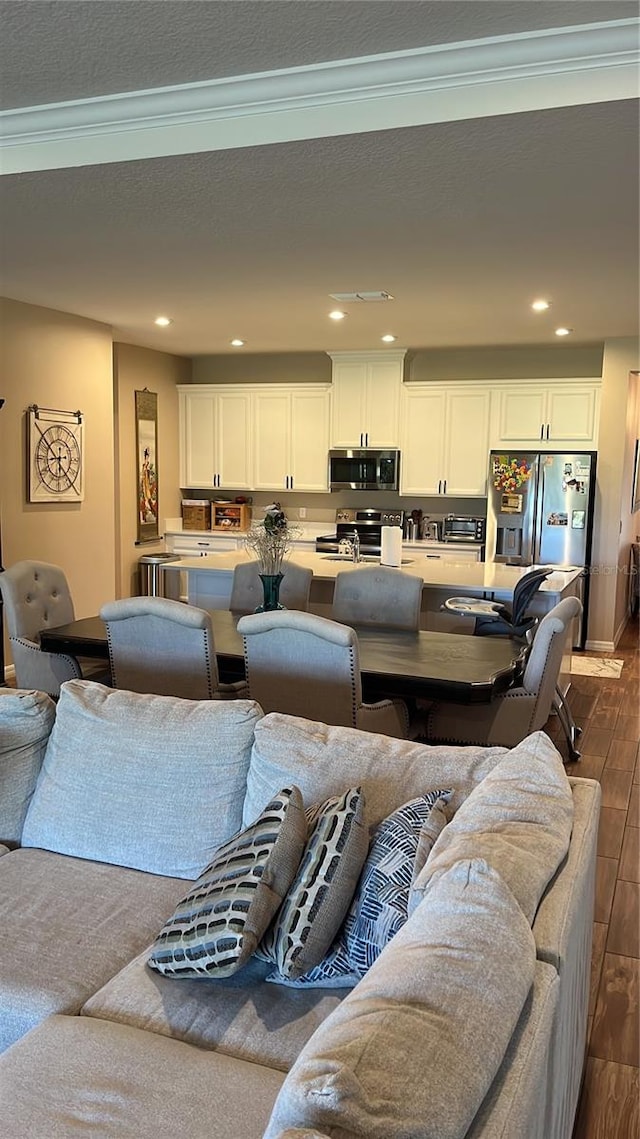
1, 18, 638, 175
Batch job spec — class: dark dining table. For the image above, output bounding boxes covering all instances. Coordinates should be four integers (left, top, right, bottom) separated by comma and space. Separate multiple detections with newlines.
39, 609, 526, 705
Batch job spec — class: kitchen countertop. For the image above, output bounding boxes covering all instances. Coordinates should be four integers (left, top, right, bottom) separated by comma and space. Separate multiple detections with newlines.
163, 548, 582, 599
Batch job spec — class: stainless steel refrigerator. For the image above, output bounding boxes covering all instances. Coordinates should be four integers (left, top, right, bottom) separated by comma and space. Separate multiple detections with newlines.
486, 450, 597, 645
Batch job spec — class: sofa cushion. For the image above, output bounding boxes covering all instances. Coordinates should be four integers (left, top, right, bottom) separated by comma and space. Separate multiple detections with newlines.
0, 688, 55, 846
243, 713, 508, 830
21, 680, 262, 878
0, 848, 187, 1052
278, 790, 451, 989
264, 858, 536, 1139
0, 1014, 285, 1139
410, 731, 574, 924
82, 949, 349, 1072
148, 786, 307, 979
260, 788, 368, 980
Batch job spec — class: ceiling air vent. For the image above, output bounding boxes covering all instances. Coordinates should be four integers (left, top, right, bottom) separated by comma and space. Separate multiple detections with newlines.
329, 291, 394, 302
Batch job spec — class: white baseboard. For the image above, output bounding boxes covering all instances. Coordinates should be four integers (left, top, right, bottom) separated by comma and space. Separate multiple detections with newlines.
584, 639, 616, 652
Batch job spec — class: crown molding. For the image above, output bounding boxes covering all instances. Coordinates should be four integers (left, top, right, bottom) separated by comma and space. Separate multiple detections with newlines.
1, 19, 638, 174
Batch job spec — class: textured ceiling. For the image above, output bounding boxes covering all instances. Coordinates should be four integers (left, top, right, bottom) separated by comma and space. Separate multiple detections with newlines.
0, 2, 638, 356
2, 0, 636, 109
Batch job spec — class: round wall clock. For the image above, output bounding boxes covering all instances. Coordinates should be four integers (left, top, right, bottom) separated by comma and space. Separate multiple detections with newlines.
28, 408, 84, 502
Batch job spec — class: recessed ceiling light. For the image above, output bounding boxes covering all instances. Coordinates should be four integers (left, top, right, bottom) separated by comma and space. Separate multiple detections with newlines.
381, 334, 397, 342
329, 310, 347, 321
230, 338, 245, 347
554, 327, 573, 337
531, 299, 551, 312
154, 316, 172, 326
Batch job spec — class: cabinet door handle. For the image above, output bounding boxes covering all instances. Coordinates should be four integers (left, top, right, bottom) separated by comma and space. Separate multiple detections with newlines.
290, 475, 294, 490
546, 424, 550, 440
443, 479, 447, 494
540, 424, 544, 440
426, 554, 441, 559
365, 433, 369, 447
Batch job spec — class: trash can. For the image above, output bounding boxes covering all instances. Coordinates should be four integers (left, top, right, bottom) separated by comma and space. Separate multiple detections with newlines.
138, 554, 180, 597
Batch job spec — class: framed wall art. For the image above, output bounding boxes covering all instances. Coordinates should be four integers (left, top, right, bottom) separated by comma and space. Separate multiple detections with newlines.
28, 405, 84, 503
135, 389, 159, 542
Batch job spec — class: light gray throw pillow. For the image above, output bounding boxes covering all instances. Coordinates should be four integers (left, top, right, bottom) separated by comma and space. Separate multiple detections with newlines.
265, 858, 536, 1139
409, 730, 573, 924
22, 680, 263, 878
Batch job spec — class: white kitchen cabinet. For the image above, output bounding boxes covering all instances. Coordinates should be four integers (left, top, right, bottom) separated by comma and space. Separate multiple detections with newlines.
329, 351, 405, 447
253, 385, 331, 492
178, 386, 253, 490
164, 531, 241, 555
492, 381, 600, 447
399, 384, 491, 497
412, 542, 483, 563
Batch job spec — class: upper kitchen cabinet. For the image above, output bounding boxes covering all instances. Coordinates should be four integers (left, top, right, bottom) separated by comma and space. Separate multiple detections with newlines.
253, 385, 331, 492
491, 380, 601, 447
328, 351, 405, 447
399, 384, 491, 497
178, 386, 253, 490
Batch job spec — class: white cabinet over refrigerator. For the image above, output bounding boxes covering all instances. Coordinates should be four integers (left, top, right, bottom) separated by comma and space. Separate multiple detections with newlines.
491, 380, 601, 448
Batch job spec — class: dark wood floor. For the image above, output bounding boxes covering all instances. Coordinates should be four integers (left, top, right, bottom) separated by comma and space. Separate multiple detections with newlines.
542, 615, 639, 1139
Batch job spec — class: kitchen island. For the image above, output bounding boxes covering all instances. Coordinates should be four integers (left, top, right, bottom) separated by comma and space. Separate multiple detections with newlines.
162, 548, 585, 636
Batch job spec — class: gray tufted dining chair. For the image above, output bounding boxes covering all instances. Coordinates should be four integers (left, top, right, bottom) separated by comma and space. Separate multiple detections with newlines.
423, 597, 582, 756
229, 560, 313, 613
0, 560, 110, 697
331, 566, 423, 631
100, 596, 248, 700
237, 609, 410, 738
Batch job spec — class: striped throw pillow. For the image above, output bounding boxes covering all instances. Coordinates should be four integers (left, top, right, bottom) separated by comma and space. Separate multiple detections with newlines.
272, 790, 451, 988
148, 786, 307, 979
259, 786, 368, 981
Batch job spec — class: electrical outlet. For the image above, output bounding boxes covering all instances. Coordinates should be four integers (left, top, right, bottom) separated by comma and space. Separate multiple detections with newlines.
299, 507, 307, 519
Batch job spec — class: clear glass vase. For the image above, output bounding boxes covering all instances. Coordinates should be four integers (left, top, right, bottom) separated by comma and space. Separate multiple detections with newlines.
256, 573, 285, 613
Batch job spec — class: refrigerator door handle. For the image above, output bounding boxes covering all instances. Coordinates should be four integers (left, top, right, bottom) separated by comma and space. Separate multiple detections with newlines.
532, 457, 543, 563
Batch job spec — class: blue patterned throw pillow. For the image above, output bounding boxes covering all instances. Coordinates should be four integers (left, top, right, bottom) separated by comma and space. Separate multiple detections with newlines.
269, 789, 451, 988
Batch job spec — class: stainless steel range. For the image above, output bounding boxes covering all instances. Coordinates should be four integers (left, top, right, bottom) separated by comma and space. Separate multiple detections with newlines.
315, 508, 404, 556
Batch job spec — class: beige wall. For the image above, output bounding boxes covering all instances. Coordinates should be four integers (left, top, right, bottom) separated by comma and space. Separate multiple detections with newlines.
588, 340, 640, 648
113, 342, 190, 596
0, 298, 116, 643
192, 352, 330, 385
408, 343, 604, 382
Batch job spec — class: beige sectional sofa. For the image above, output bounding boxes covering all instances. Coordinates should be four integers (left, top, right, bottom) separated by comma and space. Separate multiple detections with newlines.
0, 681, 600, 1139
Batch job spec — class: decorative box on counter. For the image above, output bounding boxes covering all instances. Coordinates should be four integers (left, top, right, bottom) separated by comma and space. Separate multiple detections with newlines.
181, 499, 211, 530
211, 503, 252, 532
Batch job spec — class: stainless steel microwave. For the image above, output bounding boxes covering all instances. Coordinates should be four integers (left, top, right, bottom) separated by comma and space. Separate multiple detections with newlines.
329, 449, 400, 492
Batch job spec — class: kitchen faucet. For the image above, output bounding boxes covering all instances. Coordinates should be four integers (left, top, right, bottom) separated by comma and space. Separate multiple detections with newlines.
351, 529, 361, 563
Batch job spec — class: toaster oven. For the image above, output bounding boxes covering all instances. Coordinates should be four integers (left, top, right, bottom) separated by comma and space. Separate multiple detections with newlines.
442, 515, 486, 543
